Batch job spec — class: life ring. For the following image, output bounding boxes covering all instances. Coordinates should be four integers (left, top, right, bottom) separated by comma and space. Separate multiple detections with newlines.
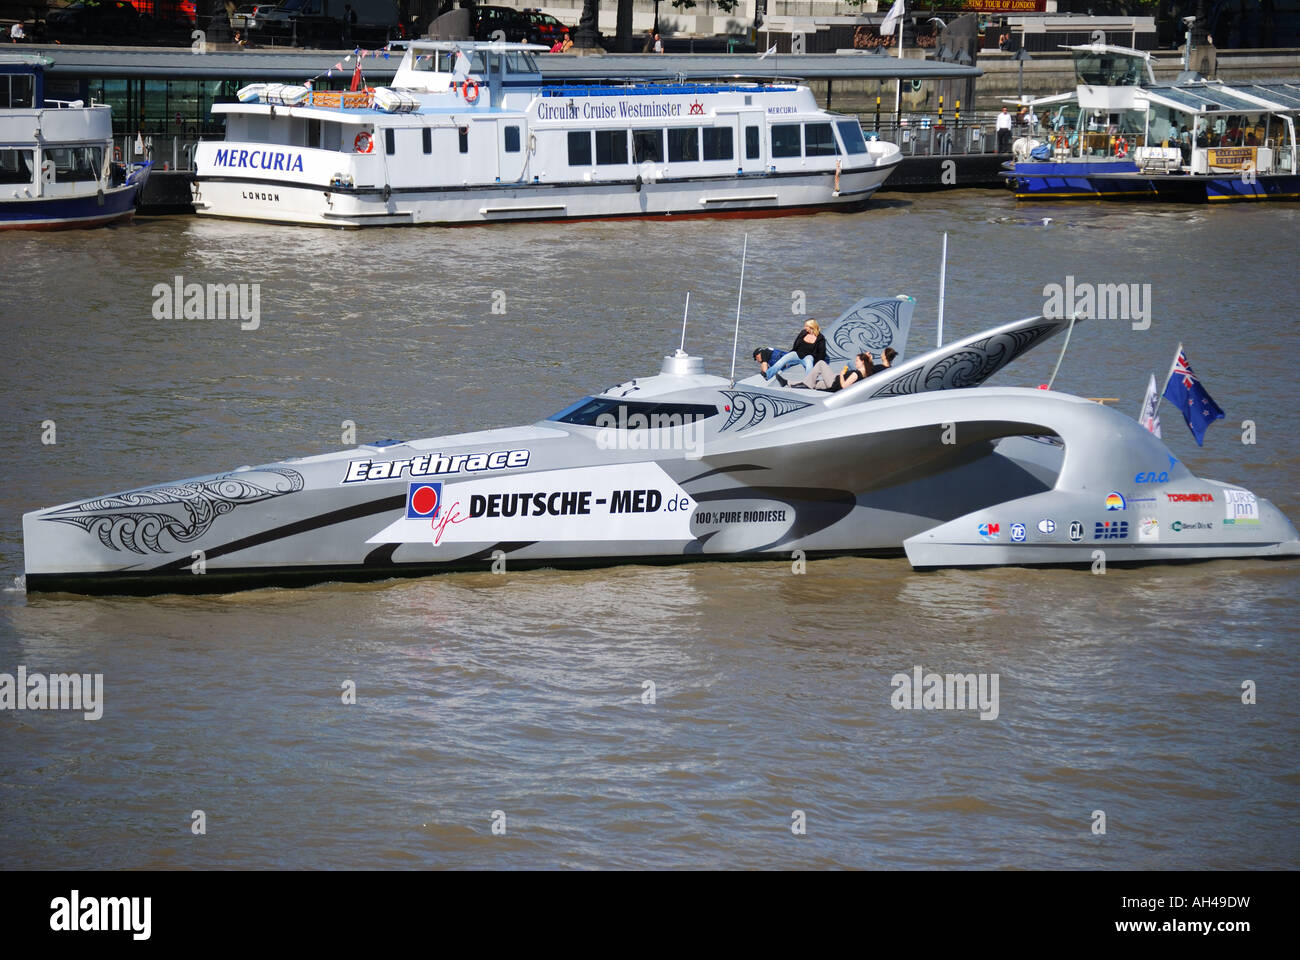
1054, 134, 1068, 151
355, 130, 374, 154
461, 79, 480, 103
1113, 136, 1128, 158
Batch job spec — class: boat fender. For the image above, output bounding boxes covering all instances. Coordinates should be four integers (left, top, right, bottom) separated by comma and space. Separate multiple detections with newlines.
382, 184, 391, 202
114, 146, 122, 162
355, 131, 374, 154
97, 188, 104, 206
462, 79, 480, 103
1113, 136, 1128, 158
635, 174, 643, 193
529, 132, 537, 154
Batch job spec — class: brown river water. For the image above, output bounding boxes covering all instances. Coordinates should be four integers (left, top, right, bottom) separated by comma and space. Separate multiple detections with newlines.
1, 192, 1297, 869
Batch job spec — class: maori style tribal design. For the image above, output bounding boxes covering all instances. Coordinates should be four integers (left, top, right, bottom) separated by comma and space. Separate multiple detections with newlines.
42, 467, 305, 554
828, 297, 909, 362
859, 324, 1059, 400
719, 390, 813, 431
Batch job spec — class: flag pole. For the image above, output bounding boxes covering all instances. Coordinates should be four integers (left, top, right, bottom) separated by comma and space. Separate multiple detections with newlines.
1163, 341, 1184, 403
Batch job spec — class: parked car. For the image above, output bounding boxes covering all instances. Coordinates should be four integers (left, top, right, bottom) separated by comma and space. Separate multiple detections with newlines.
471, 4, 531, 43
522, 8, 568, 46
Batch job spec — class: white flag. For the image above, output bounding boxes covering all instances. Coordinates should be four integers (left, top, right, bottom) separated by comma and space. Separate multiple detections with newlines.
759, 44, 777, 60
881, 0, 905, 36
1138, 373, 1162, 438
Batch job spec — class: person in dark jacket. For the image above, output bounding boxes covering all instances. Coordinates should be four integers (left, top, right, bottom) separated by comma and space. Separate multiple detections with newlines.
767, 318, 827, 380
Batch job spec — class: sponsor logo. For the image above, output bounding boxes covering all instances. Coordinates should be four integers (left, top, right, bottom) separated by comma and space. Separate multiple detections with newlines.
369, 463, 695, 546
1139, 516, 1159, 541
1166, 492, 1214, 503
1010, 523, 1027, 543
1037, 519, 1056, 534
1068, 521, 1085, 542
344, 448, 530, 483
213, 147, 305, 172
977, 522, 1000, 541
1222, 488, 1260, 525
1134, 471, 1170, 484
1094, 520, 1129, 540
406, 482, 442, 520
1105, 492, 1127, 511
1171, 520, 1213, 532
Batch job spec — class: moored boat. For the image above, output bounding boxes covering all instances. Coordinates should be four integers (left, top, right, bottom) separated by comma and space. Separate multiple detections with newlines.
1002, 44, 1300, 203
191, 40, 902, 227
0, 55, 150, 230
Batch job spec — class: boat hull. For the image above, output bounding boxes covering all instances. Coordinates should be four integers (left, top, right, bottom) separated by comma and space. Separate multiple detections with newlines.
1005, 162, 1300, 203
0, 183, 140, 230
191, 163, 899, 227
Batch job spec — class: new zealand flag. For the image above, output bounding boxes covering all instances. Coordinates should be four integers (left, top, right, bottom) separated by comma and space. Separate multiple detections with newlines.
1162, 346, 1224, 446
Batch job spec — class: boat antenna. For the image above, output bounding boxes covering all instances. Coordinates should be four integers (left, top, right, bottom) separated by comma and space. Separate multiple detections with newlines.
1045, 314, 1078, 391
678, 292, 690, 355
728, 234, 749, 387
936, 231, 948, 347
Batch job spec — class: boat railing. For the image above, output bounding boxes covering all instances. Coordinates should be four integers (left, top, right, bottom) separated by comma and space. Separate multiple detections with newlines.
862, 114, 1009, 157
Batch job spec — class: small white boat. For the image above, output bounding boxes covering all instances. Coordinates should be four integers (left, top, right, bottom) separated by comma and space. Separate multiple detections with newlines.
191, 41, 902, 227
0, 54, 149, 230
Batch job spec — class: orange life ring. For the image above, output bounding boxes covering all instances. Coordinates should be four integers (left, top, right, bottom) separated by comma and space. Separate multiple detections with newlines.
1113, 136, 1129, 158
1054, 134, 1068, 151
461, 79, 480, 103
355, 130, 374, 154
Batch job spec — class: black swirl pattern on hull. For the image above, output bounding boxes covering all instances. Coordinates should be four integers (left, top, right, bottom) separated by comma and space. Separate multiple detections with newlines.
827, 297, 911, 363
862, 324, 1058, 399
42, 467, 305, 555
719, 390, 813, 432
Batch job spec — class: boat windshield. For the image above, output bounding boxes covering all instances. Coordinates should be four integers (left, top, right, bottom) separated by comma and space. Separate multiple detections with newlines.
549, 397, 718, 427
1073, 50, 1148, 88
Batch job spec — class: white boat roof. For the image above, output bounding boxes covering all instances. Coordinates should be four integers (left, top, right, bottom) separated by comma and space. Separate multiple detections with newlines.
1061, 42, 1152, 61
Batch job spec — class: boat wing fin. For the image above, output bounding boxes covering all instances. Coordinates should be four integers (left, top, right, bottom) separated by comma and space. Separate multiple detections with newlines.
824, 314, 1078, 409
823, 295, 916, 366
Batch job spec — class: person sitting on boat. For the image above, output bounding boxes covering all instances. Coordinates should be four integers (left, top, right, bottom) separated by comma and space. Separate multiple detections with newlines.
784, 352, 875, 392
753, 346, 795, 380
879, 347, 897, 369
776, 318, 828, 379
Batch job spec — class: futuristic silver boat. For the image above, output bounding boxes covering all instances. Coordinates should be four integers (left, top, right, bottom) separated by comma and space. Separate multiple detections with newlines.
22, 297, 1299, 594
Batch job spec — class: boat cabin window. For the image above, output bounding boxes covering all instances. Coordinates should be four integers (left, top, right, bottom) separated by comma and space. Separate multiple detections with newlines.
596, 130, 628, 165
669, 128, 699, 162
422, 127, 432, 154
413, 50, 486, 74
568, 130, 592, 165
836, 119, 868, 155
0, 74, 34, 109
1074, 51, 1147, 88
307, 118, 321, 148
772, 123, 801, 158
459, 126, 469, 154
548, 398, 719, 428
385, 128, 396, 155
0, 148, 34, 184
504, 125, 521, 153
45, 145, 103, 182
745, 125, 761, 159
322, 121, 342, 151
805, 122, 837, 156
633, 129, 664, 163
703, 127, 733, 161
504, 52, 539, 74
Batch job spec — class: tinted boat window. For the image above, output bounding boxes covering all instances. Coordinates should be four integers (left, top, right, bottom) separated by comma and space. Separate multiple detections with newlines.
633, 129, 664, 163
836, 119, 868, 154
504, 125, 521, 153
548, 398, 719, 427
568, 130, 592, 165
668, 128, 699, 162
0, 148, 34, 183
596, 130, 628, 165
772, 123, 801, 158
805, 122, 837, 156
745, 125, 760, 159
703, 127, 733, 161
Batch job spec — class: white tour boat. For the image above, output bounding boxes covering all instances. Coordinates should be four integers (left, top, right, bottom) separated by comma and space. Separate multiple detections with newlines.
191, 41, 903, 227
